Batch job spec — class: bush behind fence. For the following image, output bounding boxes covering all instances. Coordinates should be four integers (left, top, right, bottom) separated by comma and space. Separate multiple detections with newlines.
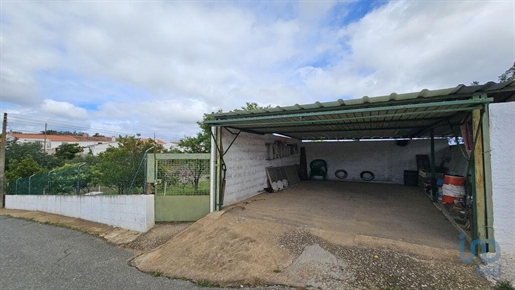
7, 155, 211, 196
7, 165, 88, 195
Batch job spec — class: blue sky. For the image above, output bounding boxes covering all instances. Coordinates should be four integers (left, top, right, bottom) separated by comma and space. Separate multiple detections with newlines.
0, 0, 513, 141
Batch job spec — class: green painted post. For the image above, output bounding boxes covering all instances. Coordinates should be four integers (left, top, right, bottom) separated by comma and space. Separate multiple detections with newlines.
430, 129, 437, 202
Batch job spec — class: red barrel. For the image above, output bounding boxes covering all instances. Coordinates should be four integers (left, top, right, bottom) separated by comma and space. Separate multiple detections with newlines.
442, 175, 465, 204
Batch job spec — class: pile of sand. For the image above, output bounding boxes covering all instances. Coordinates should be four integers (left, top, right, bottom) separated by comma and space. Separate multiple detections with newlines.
130, 209, 298, 285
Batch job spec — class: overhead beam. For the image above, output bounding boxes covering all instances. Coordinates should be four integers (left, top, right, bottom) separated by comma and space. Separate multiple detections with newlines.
226, 126, 265, 136
252, 125, 462, 135
247, 116, 461, 131
407, 119, 450, 138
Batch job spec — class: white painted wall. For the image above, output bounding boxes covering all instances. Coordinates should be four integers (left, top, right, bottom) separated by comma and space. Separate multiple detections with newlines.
489, 101, 515, 282
5, 195, 155, 232
304, 139, 450, 184
222, 131, 300, 205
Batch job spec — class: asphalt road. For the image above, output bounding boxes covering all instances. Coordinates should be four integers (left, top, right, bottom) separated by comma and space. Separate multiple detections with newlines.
0, 215, 287, 290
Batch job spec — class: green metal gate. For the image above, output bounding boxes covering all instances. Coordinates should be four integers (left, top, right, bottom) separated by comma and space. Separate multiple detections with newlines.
146, 153, 210, 221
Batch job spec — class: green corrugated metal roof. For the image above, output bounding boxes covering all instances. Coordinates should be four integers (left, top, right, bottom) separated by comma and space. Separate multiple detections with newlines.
206, 81, 515, 140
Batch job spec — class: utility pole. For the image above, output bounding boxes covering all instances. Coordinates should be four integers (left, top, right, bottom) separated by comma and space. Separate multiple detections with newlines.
1, 113, 8, 208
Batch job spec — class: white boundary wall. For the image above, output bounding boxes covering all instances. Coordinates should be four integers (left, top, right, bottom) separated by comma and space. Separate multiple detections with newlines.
5, 195, 155, 232
304, 139, 450, 184
222, 131, 300, 205
489, 102, 515, 282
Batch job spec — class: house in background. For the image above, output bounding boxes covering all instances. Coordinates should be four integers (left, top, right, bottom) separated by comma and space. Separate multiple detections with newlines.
165, 141, 183, 152
8, 133, 174, 156
8, 133, 118, 155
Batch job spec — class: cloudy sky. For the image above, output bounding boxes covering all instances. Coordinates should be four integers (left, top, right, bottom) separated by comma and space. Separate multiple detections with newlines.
0, 0, 514, 141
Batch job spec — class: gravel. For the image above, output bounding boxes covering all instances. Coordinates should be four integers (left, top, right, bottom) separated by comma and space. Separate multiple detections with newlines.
279, 230, 492, 290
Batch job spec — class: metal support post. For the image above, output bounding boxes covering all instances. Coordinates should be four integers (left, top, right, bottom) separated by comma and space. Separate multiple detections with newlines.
430, 129, 437, 202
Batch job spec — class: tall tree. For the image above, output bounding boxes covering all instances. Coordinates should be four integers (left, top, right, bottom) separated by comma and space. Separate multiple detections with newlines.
177, 109, 221, 153
91, 136, 164, 194
5, 140, 62, 173
499, 62, 515, 82
178, 102, 271, 153
5, 156, 45, 180
55, 143, 83, 160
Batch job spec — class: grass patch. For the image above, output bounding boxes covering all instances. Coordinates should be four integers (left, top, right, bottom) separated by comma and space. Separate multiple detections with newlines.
495, 280, 515, 290
196, 279, 214, 287
273, 269, 281, 273
155, 181, 210, 196
149, 271, 161, 277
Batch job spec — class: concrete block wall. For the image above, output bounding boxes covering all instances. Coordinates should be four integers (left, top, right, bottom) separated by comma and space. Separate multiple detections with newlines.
489, 102, 515, 282
222, 131, 300, 205
304, 139, 450, 184
5, 195, 155, 232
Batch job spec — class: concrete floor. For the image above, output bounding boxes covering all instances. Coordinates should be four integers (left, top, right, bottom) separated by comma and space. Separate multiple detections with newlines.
232, 180, 460, 250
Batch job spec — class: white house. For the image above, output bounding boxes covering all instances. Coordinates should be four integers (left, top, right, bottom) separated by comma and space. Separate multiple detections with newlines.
8, 133, 118, 155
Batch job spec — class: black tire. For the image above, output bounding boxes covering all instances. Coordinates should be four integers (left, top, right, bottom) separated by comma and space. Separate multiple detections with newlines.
360, 171, 375, 181
335, 170, 348, 179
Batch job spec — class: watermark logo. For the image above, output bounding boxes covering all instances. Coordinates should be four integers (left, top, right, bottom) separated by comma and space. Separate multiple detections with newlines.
459, 234, 502, 278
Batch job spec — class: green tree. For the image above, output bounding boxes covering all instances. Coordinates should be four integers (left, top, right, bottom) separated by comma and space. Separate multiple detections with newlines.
5, 140, 62, 173
40, 130, 88, 136
178, 102, 271, 153
499, 62, 515, 82
177, 109, 221, 154
5, 156, 45, 180
233, 102, 272, 112
55, 143, 83, 160
92, 136, 164, 194
49, 163, 94, 195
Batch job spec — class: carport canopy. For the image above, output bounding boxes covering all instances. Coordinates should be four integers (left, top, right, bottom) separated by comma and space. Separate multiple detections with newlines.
205, 81, 515, 140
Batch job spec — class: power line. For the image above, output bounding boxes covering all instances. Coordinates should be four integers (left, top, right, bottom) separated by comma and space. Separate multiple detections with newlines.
6, 113, 188, 141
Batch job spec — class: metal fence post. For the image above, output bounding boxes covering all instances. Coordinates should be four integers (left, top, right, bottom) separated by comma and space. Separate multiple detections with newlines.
28, 174, 35, 195
76, 163, 86, 195
47, 169, 55, 195
144, 146, 155, 194
128, 146, 154, 195
15, 178, 20, 195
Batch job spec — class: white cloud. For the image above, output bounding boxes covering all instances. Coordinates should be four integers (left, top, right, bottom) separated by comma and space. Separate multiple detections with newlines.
40, 99, 88, 119
299, 0, 515, 99
0, 0, 513, 140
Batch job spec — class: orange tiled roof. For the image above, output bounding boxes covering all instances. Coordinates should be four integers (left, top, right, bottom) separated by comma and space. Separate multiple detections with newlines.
12, 133, 78, 142
75, 136, 113, 142
11, 133, 115, 143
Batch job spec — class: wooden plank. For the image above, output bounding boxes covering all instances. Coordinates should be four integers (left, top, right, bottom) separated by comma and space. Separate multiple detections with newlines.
473, 109, 487, 241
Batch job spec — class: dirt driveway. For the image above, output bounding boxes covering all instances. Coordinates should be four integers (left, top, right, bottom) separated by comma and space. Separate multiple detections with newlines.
232, 181, 459, 250
132, 181, 491, 289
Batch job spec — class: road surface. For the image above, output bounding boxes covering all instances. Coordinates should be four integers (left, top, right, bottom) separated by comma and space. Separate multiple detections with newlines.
0, 215, 285, 290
